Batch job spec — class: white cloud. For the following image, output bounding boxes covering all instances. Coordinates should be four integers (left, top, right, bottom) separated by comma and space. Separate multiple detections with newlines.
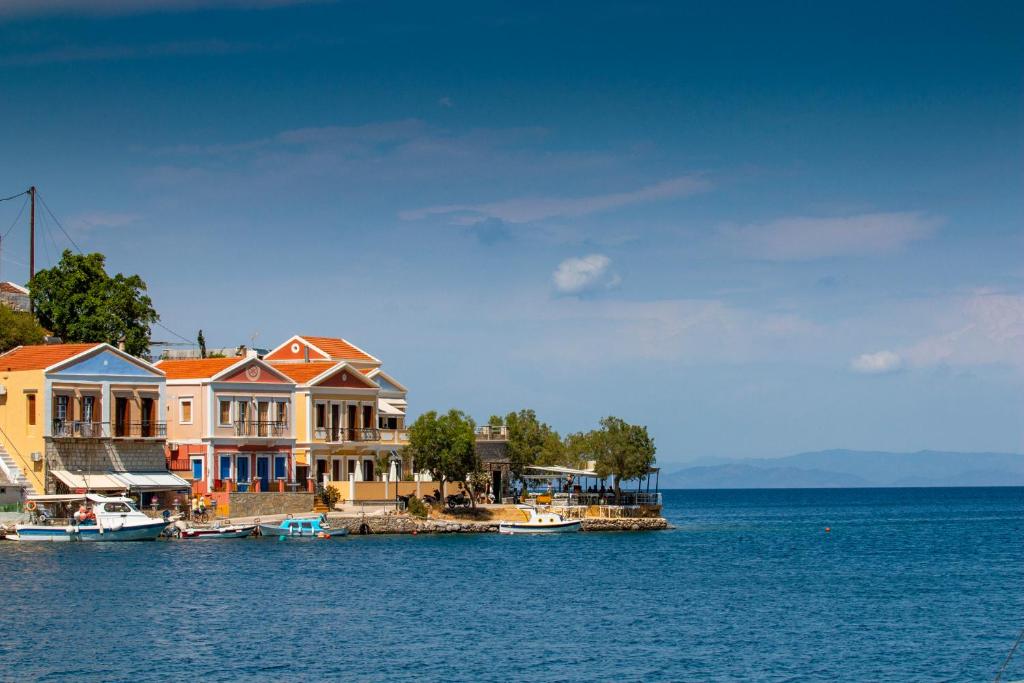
723, 211, 941, 261
850, 350, 903, 374
552, 254, 619, 295
400, 174, 712, 225
70, 212, 141, 232
903, 292, 1024, 371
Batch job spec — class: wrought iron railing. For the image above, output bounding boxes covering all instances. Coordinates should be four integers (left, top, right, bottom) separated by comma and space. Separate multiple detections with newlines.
313, 426, 343, 442
113, 422, 167, 438
51, 420, 108, 438
234, 420, 288, 437
345, 427, 380, 442
475, 425, 509, 441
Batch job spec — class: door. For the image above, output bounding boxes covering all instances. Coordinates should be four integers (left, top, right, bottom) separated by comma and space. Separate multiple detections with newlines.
191, 458, 204, 481
236, 456, 251, 491
257, 401, 269, 436
330, 404, 340, 442
347, 404, 357, 440
332, 459, 341, 482
114, 397, 129, 437
363, 460, 374, 481
256, 456, 270, 491
140, 397, 154, 437
492, 470, 502, 503
315, 459, 327, 485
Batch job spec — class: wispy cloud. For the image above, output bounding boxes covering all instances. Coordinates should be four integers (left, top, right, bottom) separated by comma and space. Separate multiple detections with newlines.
0, 0, 321, 20
1, 40, 254, 67
723, 211, 941, 261
552, 254, 620, 295
70, 211, 142, 232
850, 350, 903, 374
399, 174, 712, 225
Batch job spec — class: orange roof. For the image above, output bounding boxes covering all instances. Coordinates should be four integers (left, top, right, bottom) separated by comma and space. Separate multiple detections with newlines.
0, 343, 99, 372
156, 357, 242, 380
0, 282, 28, 295
359, 368, 374, 375
302, 336, 378, 363
270, 361, 339, 384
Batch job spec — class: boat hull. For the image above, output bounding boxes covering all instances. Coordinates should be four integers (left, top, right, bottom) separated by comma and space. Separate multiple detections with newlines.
11, 520, 169, 542
498, 520, 582, 534
179, 525, 256, 539
258, 523, 349, 537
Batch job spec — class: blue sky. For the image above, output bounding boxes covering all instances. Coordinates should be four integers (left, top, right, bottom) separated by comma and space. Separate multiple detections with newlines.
1, 1, 1022, 463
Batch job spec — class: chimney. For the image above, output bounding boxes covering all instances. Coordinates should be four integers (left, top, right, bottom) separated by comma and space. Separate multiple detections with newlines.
117, 340, 126, 351
246, 347, 258, 359
303, 345, 309, 362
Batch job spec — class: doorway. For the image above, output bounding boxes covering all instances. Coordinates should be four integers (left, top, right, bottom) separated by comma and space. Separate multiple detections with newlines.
256, 456, 270, 491
332, 459, 342, 482
114, 397, 129, 437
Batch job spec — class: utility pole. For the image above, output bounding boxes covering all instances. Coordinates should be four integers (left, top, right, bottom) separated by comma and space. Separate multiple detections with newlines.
28, 186, 35, 313
28, 186, 35, 282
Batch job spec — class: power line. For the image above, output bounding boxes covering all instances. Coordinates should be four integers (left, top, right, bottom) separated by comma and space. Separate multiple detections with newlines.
0, 189, 28, 203
36, 191, 84, 254
154, 320, 194, 345
2, 194, 27, 239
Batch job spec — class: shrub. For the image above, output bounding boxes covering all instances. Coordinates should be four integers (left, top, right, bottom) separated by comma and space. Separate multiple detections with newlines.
320, 485, 341, 509
406, 496, 428, 518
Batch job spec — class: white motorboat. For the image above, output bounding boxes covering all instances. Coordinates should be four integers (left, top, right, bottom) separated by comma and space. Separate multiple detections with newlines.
9, 494, 169, 542
177, 523, 256, 539
498, 507, 581, 534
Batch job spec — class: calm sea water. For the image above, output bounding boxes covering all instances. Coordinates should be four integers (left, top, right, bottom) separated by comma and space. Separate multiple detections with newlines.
2, 487, 1023, 682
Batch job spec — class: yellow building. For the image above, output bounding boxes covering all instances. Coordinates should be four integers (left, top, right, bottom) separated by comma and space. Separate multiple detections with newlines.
265, 335, 410, 485
0, 343, 187, 499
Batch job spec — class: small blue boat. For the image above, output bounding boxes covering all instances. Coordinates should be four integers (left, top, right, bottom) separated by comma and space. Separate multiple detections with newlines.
258, 514, 349, 538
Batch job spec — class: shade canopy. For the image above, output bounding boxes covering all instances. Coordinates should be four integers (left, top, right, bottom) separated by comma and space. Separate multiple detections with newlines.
377, 398, 404, 415
51, 470, 127, 491
111, 471, 191, 491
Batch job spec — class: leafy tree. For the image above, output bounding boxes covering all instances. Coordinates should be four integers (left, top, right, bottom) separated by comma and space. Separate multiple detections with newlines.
503, 409, 564, 477
406, 409, 479, 506
0, 306, 46, 352
590, 416, 657, 498
29, 250, 159, 357
197, 329, 207, 358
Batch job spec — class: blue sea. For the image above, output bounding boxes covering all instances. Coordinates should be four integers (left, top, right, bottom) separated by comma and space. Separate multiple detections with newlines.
2, 487, 1023, 682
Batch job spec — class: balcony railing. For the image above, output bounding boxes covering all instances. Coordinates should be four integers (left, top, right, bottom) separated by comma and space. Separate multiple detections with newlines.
476, 425, 508, 441
346, 427, 380, 442
52, 420, 108, 439
113, 422, 167, 439
378, 429, 409, 444
234, 420, 288, 437
313, 426, 343, 442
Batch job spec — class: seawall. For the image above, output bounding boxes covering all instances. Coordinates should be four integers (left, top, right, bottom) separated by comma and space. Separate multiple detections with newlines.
328, 514, 670, 535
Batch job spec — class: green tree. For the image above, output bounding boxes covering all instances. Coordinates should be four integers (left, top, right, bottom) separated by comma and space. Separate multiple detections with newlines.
197, 329, 207, 358
503, 409, 564, 477
0, 306, 46, 352
406, 409, 479, 506
590, 416, 657, 498
29, 250, 159, 357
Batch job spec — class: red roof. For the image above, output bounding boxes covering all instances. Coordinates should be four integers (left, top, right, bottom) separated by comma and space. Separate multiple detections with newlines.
302, 336, 378, 363
0, 343, 99, 372
270, 361, 339, 384
156, 357, 242, 380
0, 282, 28, 295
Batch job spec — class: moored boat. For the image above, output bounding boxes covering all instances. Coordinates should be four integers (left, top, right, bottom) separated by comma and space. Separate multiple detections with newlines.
9, 494, 169, 542
177, 523, 256, 539
258, 514, 349, 538
499, 507, 582, 534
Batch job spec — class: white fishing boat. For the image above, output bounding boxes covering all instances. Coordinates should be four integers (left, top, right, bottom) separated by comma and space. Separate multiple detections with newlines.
9, 494, 169, 542
177, 523, 256, 539
498, 507, 581, 534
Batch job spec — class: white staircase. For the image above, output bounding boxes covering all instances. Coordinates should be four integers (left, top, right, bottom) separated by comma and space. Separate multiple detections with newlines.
0, 443, 31, 489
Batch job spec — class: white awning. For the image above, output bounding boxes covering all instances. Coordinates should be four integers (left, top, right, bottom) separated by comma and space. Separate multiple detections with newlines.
110, 471, 191, 491
377, 398, 404, 416
51, 470, 128, 491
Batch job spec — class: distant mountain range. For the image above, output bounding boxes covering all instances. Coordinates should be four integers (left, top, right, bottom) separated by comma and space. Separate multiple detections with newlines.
659, 450, 1024, 488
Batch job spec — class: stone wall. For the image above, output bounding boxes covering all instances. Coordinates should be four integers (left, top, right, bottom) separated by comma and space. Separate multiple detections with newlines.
476, 440, 509, 464
46, 439, 167, 474
326, 513, 670, 535
226, 492, 314, 517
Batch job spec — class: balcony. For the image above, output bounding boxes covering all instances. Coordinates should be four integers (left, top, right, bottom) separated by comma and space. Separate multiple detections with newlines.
378, 428, 409, 444
346, 427, 380, 442
313, 426, 343, 443
114, 422, 167, 439
51, 420, 108, 439
234, 420, 288, 438
476, 425, 508, 441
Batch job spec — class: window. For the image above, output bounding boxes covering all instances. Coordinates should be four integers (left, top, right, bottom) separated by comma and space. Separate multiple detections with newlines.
54, 395, 69, 421
179, 398, 193, 424
191, 458, 204, 480
315, 403, 326, 429
274, 455, 287, 480
236, 401, 248, 424
218, 400, 231, 426
82, 396, 95, 423
26, 394, 36, 426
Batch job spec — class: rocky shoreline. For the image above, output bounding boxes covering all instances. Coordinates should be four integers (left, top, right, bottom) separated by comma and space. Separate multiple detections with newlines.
329, 514, 670, 535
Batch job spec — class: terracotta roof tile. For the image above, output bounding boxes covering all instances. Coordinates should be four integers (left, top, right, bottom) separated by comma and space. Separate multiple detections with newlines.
270, 361, 339, 384
156, 357, 242, 380
301, 336, 378, 363
0, 282, 29, 295
0, 343, 100, 372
